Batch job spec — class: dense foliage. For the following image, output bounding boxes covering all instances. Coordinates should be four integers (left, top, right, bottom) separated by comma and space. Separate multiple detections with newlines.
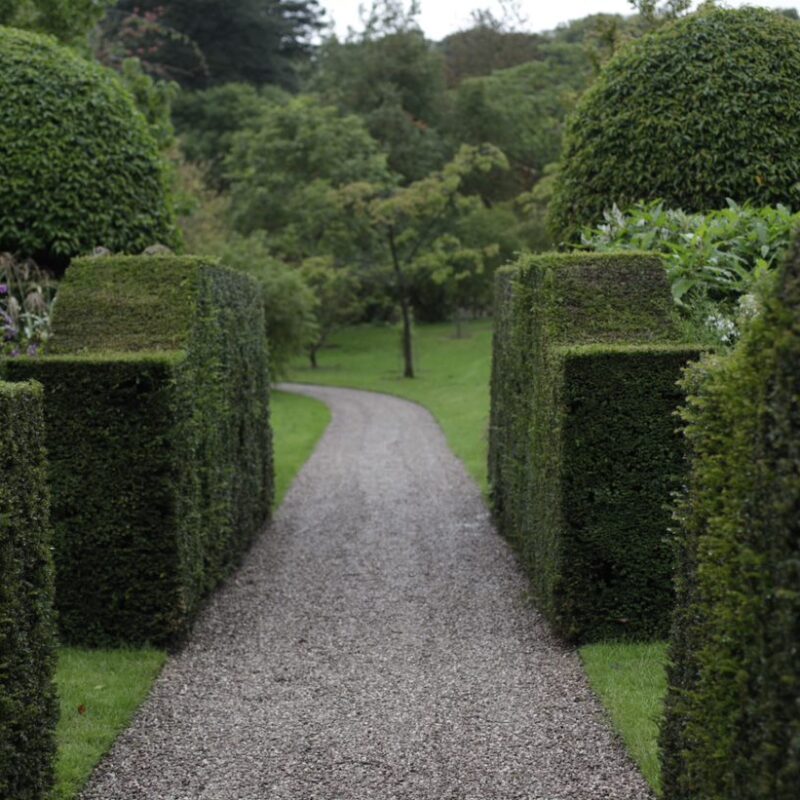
0, 0, 112, 43
100, 0, 325, 89
0, 26, 177, 273
6, 256, 273, 645
661, 234, 800, 800
490, 253, 699, 642
582, 201, 800, 342
0, 380, 57, 800
227, 96, 393, 261
550, 7, 800, 241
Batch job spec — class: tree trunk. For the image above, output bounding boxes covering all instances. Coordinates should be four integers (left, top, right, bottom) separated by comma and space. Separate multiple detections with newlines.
388, 225, 414, 378
399, 297, 414, 378
309, 347, 318, 368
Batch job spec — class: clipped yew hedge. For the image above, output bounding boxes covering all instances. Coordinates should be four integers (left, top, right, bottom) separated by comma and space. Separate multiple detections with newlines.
0, 381, 57, 800
661, 235, 800, 799
489, 252, 701, 641
5, 255, 273, 645
549, 7, 800, 241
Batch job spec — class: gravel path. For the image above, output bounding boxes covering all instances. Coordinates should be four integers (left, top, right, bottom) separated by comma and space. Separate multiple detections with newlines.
81, 384, 654, 800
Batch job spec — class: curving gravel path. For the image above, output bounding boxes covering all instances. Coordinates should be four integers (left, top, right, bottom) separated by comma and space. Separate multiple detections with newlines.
81, 384, 654, 800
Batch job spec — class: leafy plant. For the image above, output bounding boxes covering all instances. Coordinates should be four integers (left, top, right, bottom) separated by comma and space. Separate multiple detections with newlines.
0, 253, 56, 357
581, 200, 799, 343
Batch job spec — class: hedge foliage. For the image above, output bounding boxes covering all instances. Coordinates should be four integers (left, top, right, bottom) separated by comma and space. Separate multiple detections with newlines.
489, 252, 701, 641
661, 235, 800, 799
5, 256, 273, 645
549, 7, 800, 241
0, 380, 57, 799
0, 26, 177, 271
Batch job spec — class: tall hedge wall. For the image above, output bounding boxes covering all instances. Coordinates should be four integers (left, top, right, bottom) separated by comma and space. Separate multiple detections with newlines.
489, 252, 701, 641
4, 256, 273, 645
660, 236, 800, 799
0, 381, 57, 799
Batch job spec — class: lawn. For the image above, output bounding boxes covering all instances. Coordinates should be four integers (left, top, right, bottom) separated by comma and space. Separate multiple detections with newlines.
51, 388, 330, 799
286, 320, 493, 491
580, 643, 667, 793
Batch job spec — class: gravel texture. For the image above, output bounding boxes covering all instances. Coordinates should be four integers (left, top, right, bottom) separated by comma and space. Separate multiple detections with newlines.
81, 384, 655, 800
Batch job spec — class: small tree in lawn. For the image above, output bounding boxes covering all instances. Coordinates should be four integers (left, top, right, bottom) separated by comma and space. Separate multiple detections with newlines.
355, 144, 508, 377
299, 258, 364, 368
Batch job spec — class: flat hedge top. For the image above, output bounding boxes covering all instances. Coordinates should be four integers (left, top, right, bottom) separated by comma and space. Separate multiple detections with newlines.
49, 256, 218, 354
515, 251, 680, 344
0, 378, 42, 398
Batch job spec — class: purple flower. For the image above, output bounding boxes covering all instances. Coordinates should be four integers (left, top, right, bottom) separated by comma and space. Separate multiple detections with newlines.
27, 343, 39, 357
0, 283, 8, 296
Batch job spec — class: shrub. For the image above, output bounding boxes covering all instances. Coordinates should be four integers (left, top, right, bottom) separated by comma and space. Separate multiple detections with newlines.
582, 201, 799, 307
660, 233, 800, 799
0, 27, 177, 273
0, 380, 57, 800
489, 252, 701, 641
549, 7, 800, 241
4, 255, 273, 645
1, 253, 56, 357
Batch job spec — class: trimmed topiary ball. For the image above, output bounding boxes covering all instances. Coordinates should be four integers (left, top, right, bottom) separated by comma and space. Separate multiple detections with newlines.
0, 27, 178, 272
549, 8, 800, 242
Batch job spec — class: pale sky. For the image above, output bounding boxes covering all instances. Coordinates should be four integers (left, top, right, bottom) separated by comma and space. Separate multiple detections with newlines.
320, 1, 799, 40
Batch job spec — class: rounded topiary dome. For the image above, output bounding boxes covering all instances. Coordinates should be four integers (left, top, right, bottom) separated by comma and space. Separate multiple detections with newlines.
0, 27, 177, 271
549, 8, 800, 241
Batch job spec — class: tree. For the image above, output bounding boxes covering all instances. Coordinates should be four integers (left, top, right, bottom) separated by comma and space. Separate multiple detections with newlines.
226, 96, 394, 265
299, 259, 363, 367
0, 0, 113, 44
438, 6, 545, 87
309, 1, 450, 182
351, 144, 508, 377
445, 43, 592, 203
98, 0, 325, 89
549, 7, 800, 242
172, 83, 289, 190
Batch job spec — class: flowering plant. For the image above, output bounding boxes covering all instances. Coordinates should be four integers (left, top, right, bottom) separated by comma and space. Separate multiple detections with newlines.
1, 253, 56, 358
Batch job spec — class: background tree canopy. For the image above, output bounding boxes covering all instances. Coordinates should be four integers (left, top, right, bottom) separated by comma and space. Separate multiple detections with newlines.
98, 0, 325, 88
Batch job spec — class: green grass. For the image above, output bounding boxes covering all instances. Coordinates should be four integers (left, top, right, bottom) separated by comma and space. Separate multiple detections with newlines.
580, 642, 668, 794
287, 321, 493, 491
51, 389, 330, 798
52, 648, 166, 799
271, 389, 332, 506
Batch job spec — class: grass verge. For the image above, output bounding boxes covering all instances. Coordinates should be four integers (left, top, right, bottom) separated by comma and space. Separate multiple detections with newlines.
580, 642, 668, 794
287, 321, 493, 491
52, 648, 166, 799
51, 389, 330, 798
271, 389, 332, 506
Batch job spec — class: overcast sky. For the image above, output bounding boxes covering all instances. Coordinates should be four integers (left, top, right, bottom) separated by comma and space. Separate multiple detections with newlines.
319, 1, 798, 40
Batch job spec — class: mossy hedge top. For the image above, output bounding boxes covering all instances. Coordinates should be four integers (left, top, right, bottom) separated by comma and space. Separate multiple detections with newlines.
0, 27, 177, 269
549, 7, 800, 241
